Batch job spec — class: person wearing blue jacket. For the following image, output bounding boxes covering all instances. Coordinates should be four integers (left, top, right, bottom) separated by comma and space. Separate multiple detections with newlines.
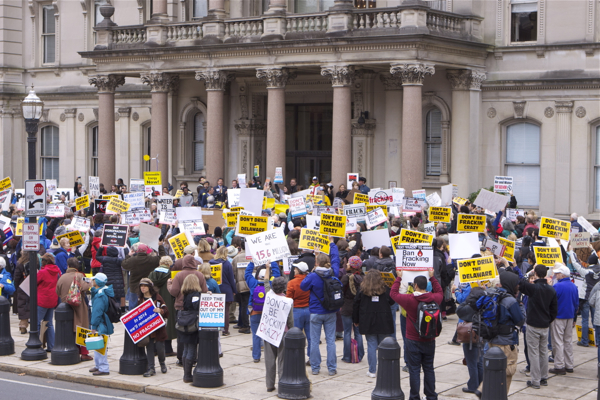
89, 273, 114, 376
54, 237, 75, 274
245, 261, 281, 362
549, 264, 579, 375
300, 238, 340, 376
0, 257, 15, 298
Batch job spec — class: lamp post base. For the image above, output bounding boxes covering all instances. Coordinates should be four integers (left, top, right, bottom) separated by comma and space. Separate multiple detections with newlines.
21, 330, 47, 361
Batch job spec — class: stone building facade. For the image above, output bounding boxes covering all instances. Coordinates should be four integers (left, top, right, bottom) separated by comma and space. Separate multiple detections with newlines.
0, 0, 598, 218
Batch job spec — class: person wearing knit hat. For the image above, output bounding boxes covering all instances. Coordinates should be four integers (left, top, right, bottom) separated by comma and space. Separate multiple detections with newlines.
348, 256, 362, 270
90, 271, 114, 376
94, 272, 108, 286
139, 277, 154, 287
183, 244, 197, 255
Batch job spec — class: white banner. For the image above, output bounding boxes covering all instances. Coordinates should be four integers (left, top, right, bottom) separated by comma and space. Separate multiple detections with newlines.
426, 192, 442, 207
257, 290, 293, 347
396, 245, 434, 270
46, 204, 65, 218
180, 219, 206, 236
227, 188, 241, 207
123, 192, 145, 209
368, 189, 395, 206
71, 216, 90, 232
246, 228, 291, 266
122, 211, 141, 226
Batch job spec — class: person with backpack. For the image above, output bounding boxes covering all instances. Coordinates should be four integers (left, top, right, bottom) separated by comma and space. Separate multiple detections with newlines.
568, 244, 600, 347
178, 274, 202, 383
519, 264, 558, 389
286, 261, 311, 363
89, 273, 114, 375
341, 256, 364, 364
390, 268, 442, 400
300, 237, 341, 376
137, 278, 169, 377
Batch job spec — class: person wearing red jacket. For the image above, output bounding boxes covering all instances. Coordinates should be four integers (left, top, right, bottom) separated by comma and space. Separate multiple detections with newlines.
391, 269, 443, 400
91, 230, 105, 275
37, 253, 61, 352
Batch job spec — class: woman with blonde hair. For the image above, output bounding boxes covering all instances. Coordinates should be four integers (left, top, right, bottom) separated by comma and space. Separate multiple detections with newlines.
179, 274, 202, 383
210, 246, 236, 336
148, 256, 177, 356
353, 269, 395, 378
197, 239, 213, 262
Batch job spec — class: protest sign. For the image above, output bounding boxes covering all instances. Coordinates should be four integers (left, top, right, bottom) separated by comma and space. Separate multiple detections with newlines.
56, 230, 85, 247
347, 173, 358, 189
473, 189, 509, 212
102, 194, 119, 201
159, 210, 177, 225
291, 188, 312, 199
288, 196, 307, 218
539, 217, 571, 241
88, 176, 100, 197
139, 223, 161, 251
458, 256, 497, 283
180, 219, 206, 236
494, 176, 513, 194
121, 211, 141, 227
246, 229, 291, 266
236, 215, 269, 237
168, 232, 189, 259
237, 174, 247, 188
368, 189, 395, 206
428, 206, 451, 223
448, 232, 480, 260
211, 264, 222, 284
577, 216, 597, 235
0, 189, 12, 211
381, 272, 396, 288
123, 192, 145, 209
231, 206, 244, 212
345, 218, 358, 234
457, 214, 486, 233
75, 195, 90, 211
175, 207, 202, 221
482, 238, 506, 258
156, 195, 173, 212
534, 247, 562, 267
366, 205, 388, 217
365, 207, 387, 229
426, 192, 442, 207
199, 293, 226, 328
362, 229, 392, 251
388, 206, 401, 218
424, 222, 436, 237
453, 196, 468, 206
107, 198, 130, 214
262, 197, 276, 210
130, 178, 145, 192
572, 232, 591, 249
257, 290, 294, 347
224, 211, 240, 228
143, 171, 162, 186
46, 204, 65, 218
319, 213, 346, 237
506, 208, 526, 221
399, 229, 433, 245
46, 179, 57, 196
239, 188, 264, 216
282, 256, 299, 275
0, 177, 12, 191
101, 224, 128, 247
201, 209, 226, 231
121, 298, 165, 343
498, 237, 515, 261
140, 208, 152, 223
274, 167, 283, 184
354, 193, 369, 204
298, 228, 330, 252
412, 189, 426, 201
76, 326, 108, 355
71, 216, 90, 232
396, 245, 433, 271
94, 199, 108, 215
403, 197, 422, 212
174, 189, 183, 199
15, 218, 24, 236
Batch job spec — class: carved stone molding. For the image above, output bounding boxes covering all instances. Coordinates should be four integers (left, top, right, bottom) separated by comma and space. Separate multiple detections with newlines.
321, 65, 357, 88
487, 107, 497, 118
351, 120, 376, 136
555, 101, 574, 113
234, 119, 267, 137
446, 69, 486, 90
78, 113, 84, 122
114, 112, 120, 121
64, 108, 77, 118
118, 107, 131, 117
92, 108, 98, 121
513, 101, 526, 118
575, 106, 586, 118
60, 113, 66, 122
89, 74, 125, 93
195, 69, 235, 91
544, 107, 554, 118
379, 74, 403, 91
390, 63, 435, 85
140, 73, 180, 93
256, 68, 296, 89
41, 109, 49, 123
132, 112, 139, 121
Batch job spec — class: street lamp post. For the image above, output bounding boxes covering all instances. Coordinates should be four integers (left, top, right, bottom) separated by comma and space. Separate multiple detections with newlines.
20, 87, 47, 361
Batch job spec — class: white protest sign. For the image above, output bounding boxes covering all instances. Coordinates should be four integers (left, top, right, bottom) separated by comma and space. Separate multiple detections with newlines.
89, 176, 100, 197
239, 188, 263, 215
473, 189, 509, 213
482, 238, 505, 257
274, 167, 284, 184
291, 188, 312, 199
157, 195, 173, 211
246, 229, 291, 266
16, 197, 25, 211
577, 216, 597, 235
227, 188, 241, 207
288, 196, 307, 218
448, 232, 481, 260
396, 244, 434, 270
365, 207, 387, 229
257, 290, 293, 347
306, 215, 320, 230
46, 204, 65, 218
343, 204, 366, 223
282, 256, 299, 275
506, 208, 527, 221
368, 189, 395, 206
123, 192, 145, 209
361, 229, 392, 250
345, 218, 358, 234
198, 293, 226, 328
426, 192, 442, 208
440, 184, 456, 206
0, 189, 12, 211
312, 205, 336, 216
46, 179, 57, 196
52, 188, 75, 203
347, 173, 359, 189
391, 187, 406, 205
237, 174, 247, 188
130, 178, 145, 192
159, 210, 177, 225
403, 197, 422, 212
412, 189, 427, 201
572, 232, 591, 249
388, 206, 401, 218
180, 220, 206, 236
140, 208, 152, 223
494, 176, 513, 194
122, 211, 141, 226
139, 223, 162, 251
424, 222, 436, 237
71, 216, 90, 232
176, 207, 203, 222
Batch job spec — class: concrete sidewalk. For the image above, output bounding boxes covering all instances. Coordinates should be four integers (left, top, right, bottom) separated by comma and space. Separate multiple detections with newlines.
0, 312, 598, 400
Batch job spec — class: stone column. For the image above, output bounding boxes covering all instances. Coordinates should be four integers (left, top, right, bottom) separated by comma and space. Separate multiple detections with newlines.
141, 73, 179, 188
321, 65, 356, 186
151, 0, 168, 20
208, 0, 226, 18
266, 0, 286, 13
60, 108, 78, 186
89, 75, 125, 188
0, 108, 15, 180
380, 74, 403, 188
195, 69, 235, 184
390, 63, 434, 193
554, 101, 573, 217
257, 68, 293, 182
118, 108, 131, 184
446, 69, 486, 197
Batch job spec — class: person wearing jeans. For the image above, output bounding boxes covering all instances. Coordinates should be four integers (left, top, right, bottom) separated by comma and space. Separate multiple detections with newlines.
309, 313, 337, 373
287, 262, 312, 358
341, 315, 363, 362
36, 253, 61, 352
405, 339, 437, 399
37, 307, 55, 352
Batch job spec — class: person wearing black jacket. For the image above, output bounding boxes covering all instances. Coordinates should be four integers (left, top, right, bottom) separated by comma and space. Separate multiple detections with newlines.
519, 264, 558, 389
97, 246, 126, 306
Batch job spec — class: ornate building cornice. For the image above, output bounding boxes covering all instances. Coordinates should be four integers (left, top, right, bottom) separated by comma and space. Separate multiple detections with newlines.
256, 67, 296, 89
88, 74, 125, 93
379, 74, 403, 91
390, 63, 435, 85
234, 119, 267, 137
555, 101, 574, 113
195, 69, 235, 91
447, 69, 486, 90
321, 65, 357, 87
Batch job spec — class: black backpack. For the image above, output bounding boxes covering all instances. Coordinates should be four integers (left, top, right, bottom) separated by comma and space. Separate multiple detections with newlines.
106, 296, 122, 323
317, 274, 344, 311
413, 301, 442, 339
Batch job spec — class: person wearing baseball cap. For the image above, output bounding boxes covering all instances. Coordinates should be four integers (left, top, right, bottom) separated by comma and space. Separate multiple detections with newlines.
310, 176, 319, 188
287, 261, 311, 365
548, 263, 578, 376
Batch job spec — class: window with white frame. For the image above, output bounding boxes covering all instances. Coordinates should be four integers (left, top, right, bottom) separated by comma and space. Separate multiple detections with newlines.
595, 126, 600, 209
41, 126, 59, 179
295, 0, 335, 13
425, 108, 442, 176
193, 0, 208, 18
90, 126, 99, 176
42, 5, 56, 64
194, 112, 205, 171
511, 0, 537, 42
506, 122, 540, 206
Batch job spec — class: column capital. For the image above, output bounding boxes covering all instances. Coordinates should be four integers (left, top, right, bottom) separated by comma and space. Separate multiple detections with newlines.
64, 108, 77, 118
140, 72, 179, 93
321, 65, 357, 87
446, 69, 486, 90
89, 74, 125, 93
256, 68, 296, 89
390, 63, 435, 85
555, 101, 574, 113
379, 74, 404, 91
118, 107, 132, 117
195, 69, 235, 91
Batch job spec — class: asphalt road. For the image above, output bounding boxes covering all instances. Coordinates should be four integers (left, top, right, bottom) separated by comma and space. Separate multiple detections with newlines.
0, 371, 172, 400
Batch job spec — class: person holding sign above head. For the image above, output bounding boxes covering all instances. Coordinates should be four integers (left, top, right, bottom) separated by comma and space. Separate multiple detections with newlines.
137, 278, 169, 377
89, 273, 114, 376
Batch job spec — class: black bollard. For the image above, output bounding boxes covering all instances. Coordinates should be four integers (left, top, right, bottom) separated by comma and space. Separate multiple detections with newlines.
119, 332, 148, 375
371, 337, 404, 400
278, 327, 310, 399
481, 346, 507, 400
193, 329, 223, 387
51, 303, 80, 365
0, 296, 14, 356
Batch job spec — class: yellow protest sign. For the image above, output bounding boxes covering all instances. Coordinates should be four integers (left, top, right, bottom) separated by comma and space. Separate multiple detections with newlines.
225, 211, 240, 228
0, 176, 12, 190
399, 229, 433, 245
429, 206, 451, 223
262, 197, 276, 210
102, 194, 119, 201
211, 263, 222, 285
366, 205, 388, 217
144, 171, 162, 186
354, 193, 369, 204
16, 218, 24, 236
381, 271, 396, 288
498, 237, 515, 262
539, 217, 571, 241
230, 206, 244, 212
169, 232, 190, 260
174, 190, 183, 198
453, 197, 468, 206
171, 271, 180, 279
56, 230, 85, 247
107, 198, 131, 214
391, 235, 401, 254
76, 326, 108, 355
274, 204, 289, 216
457, 214, 486, 233
457, 255, 498, 283
76, 195, 90, 211
534, 246, 562, 267
319, 213, 347, 237
237, 215, 269, 236
299, 228, 330, 252
576, 325, 596, 346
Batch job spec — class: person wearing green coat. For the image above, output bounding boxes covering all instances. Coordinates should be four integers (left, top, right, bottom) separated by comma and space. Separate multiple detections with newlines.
148, 256, 177, 356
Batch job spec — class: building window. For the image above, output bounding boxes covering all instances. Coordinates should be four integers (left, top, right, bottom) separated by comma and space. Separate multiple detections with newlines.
511, 0, 537, 42
193, 0, 208, 18
425, 109, 442, 176
354, 0, 376, 7
42, 5, 56, 64
506, 122, 540, 206
595, 126, 600, 209
41, 126, 59, 180
295, 0, 335, 13
90, 126, 99, 176
194, 112, 205, 171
